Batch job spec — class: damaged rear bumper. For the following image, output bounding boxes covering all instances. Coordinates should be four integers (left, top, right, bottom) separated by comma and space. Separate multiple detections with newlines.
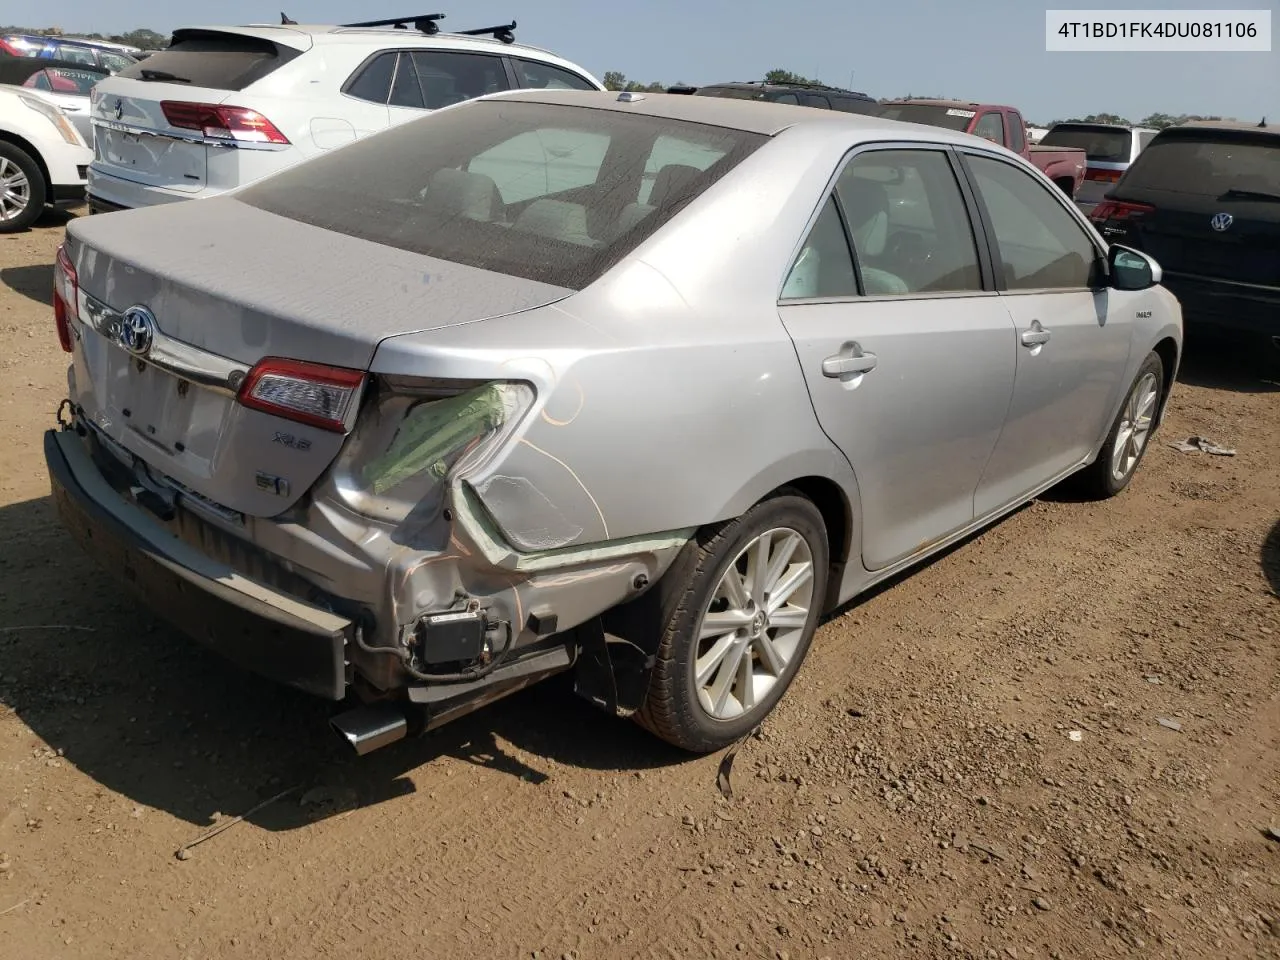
44, 428, 353, 700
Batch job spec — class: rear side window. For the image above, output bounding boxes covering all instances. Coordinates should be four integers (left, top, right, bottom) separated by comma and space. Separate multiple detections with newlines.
345, 51, 397, 104
830, 97, 880, 115
1122, 133, 1280, 195
115, 31, 301, 92
511, 58, 595, 91
1039, 124, 1131, 163
99, 51, 135, 72
235, 100, 767, 290
803, 94, 831, 109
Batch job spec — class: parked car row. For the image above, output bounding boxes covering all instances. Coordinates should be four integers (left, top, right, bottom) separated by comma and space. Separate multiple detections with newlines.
26, 12, 1191, 755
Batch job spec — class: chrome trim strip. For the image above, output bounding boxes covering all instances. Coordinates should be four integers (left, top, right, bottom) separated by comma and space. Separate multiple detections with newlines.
90, 118, 290, 152
77, 293, 251, 396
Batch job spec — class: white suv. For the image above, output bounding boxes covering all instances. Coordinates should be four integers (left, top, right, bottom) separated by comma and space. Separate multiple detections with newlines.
85, 15, 604, 213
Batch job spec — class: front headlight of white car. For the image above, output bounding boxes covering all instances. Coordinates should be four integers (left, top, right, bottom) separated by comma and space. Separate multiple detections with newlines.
18, 93, 81, 146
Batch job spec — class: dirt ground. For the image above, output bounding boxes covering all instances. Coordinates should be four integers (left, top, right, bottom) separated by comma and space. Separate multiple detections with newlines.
1, 209, 1277, 960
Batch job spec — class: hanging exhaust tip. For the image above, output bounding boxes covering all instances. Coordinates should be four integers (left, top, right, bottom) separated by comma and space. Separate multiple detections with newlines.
330, 704, 409, 755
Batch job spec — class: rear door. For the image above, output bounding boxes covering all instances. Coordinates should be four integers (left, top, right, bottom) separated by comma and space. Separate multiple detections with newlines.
90, 29, 309, 193
778, 144, 1017, 571
961, 150, 1132, 513
385, 49, 511, 126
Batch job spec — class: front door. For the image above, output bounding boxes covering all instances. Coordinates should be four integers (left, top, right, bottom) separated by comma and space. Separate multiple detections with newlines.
962, 151, 1134, 516
778, 146, 1017, 571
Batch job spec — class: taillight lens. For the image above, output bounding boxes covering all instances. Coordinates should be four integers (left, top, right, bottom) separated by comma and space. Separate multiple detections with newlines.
237, 358, 365, 433
1089, 199, 1155, 224
160, 101, 290, 144
52, 241, 77, 353
1085, 167, 1123, 183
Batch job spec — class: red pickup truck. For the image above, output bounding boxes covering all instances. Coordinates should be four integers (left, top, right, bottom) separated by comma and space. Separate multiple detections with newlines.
875, 98, 1087, 198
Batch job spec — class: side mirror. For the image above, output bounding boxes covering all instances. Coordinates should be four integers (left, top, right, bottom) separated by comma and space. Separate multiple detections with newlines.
1108, 244, 1161, 291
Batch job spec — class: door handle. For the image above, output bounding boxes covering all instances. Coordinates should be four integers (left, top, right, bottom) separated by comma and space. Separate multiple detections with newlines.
822, 344, 878, 378
1020, 320, 1051, 347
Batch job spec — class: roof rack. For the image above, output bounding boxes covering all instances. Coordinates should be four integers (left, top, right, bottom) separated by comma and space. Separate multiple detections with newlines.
308, 12, 520, 43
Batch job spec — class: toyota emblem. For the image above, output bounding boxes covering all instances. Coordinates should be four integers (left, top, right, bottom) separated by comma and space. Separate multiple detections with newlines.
119, 305, 156, 357
1210, 212, 1234, 232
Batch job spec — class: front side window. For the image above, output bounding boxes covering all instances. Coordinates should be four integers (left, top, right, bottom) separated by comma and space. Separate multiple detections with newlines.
972, 111, 1005, 145
965, 153, 1098, 290
236, 100, 766, 290
1008, 112, 1026, 153
511, 58, 595, 91
837, 149, 983, 295
100, 51, 134, 72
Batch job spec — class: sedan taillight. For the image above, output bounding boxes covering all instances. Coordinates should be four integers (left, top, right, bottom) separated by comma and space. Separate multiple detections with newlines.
53, 241, 77, 353
160, 101, 290, 144
237, 358, 365, 433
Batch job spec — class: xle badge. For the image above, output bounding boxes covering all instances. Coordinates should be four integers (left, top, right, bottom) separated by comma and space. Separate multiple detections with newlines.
255, 472, 290, 497
272, 431, 312, 451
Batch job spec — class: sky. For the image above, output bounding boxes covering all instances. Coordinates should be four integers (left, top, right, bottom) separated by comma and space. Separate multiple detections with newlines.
24, 0, 1279, 123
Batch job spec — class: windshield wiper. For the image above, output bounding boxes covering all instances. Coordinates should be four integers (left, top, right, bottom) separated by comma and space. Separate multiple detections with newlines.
139, 69, 191, 83
1220, 187, 1280, 203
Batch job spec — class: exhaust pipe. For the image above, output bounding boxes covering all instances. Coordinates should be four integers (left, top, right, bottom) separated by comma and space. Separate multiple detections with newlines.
330, 704, 409, 755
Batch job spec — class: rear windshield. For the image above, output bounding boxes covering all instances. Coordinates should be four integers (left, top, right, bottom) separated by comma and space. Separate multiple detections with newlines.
236, 100, 768, 290
873, 103, 974, 131
1122, 133, 1280, 196
114, 31, 300, 91
1039, 124, 1131, 162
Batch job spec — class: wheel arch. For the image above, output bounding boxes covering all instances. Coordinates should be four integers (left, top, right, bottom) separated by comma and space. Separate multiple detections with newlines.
777, 475, 855, 613
0, 131, 51, 198
1151, 335, 1179, 425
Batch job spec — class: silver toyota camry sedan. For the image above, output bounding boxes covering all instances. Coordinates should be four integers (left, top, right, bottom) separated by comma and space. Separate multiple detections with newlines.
44, 89, 1182, 755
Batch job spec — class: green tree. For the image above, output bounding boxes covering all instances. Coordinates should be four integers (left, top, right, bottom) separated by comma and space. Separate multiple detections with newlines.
602, 71, 627, 91
111, 28, 166, 48
764, 69, 820, 85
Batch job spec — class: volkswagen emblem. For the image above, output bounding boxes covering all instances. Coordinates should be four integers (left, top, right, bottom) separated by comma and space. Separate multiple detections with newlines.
119, 305, 156, 357
1210, 212, 1234, 232
113, 98, 124, 121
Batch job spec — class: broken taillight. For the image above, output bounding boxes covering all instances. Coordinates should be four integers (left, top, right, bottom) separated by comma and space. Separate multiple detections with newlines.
52, 241, 77, 353
160, 101, 290, 144
237, 357, 365, 433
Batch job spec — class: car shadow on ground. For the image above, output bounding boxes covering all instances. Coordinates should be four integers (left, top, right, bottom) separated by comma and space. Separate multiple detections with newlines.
0, 494, 694, 836
0, 263, 54, 307
1263, 517, 1280, 599
1176, 334, 1280, 394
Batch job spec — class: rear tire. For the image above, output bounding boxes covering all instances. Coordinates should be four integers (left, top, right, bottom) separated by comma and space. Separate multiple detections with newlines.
0, 143, 47, 234
1072, 351, 1164, 500
634, 491, 829, 753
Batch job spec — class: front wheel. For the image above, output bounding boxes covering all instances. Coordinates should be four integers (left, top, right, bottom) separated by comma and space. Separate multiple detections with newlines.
0, 143, 47, 234
1073, 351, 1165, 499
635, 491, 830, 753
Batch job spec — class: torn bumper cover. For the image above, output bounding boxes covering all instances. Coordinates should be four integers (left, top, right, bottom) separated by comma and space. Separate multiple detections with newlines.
43, 428, 352, 700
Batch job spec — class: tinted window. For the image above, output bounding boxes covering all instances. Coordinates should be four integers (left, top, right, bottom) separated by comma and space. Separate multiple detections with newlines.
1137, 131, 1157, 151
345, 51, 396, 104
99, 51, 135, 72
830, 97, 880, 115
511, 59, 595, 91
55, 45, 99, 66
1008, 113, 1026, 153
389, 51, 509, 109
838, 149, 983, 295
388, 52, 425, 108
874, 103, 974, 131
966, 154, 1098, 290
693, 86, 766, 101
781, 196, 857, 300
469, 128, 610, 204
115, 32, 300, 91
1039, 124, 1132, 163
236, 100, 767, 290
972, 112, 1005, 145
1121, 133, 1280, 195
803, 94, 831, 109
769, 92, 799, 105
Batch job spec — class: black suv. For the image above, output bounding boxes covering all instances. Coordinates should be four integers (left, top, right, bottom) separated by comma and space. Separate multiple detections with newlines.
1089, 119, 1280, 353
671, 81, 879, 115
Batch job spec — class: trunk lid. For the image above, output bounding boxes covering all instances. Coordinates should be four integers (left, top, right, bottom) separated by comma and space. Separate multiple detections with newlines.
65, 198, 573, 519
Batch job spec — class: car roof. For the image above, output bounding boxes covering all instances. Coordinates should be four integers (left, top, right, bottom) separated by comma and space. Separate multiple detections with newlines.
699, 80, 874, 99
199, 22, 564, 59
1169, 118, 1277, 135
476, 88, 1009, 145
1049, 121, 1159, 133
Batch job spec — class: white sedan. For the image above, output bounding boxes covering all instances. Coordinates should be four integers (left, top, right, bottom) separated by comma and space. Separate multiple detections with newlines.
0, 84, 92, 231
